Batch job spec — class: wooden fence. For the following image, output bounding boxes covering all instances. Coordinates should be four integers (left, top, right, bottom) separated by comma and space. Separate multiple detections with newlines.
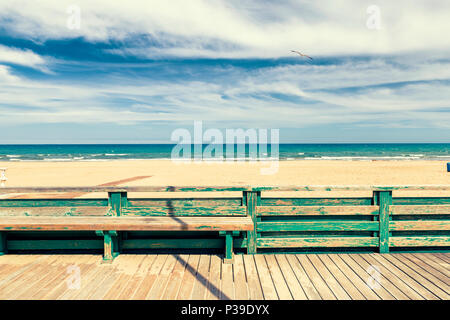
0, 185, 449, 255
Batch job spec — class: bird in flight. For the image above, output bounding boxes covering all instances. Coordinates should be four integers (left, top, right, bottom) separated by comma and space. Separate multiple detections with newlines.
290, 50, 313, 60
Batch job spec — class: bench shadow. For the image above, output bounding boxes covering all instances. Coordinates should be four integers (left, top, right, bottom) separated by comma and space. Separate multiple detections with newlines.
166, 186, 189, 230
164, 187, 229, 300
173, 253, 230, 300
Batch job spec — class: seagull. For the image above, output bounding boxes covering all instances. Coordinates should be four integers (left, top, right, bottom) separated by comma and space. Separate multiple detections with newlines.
290, 50, 313, 60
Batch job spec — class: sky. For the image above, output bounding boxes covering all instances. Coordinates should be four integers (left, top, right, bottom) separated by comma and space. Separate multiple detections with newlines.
0, 0, 449, 144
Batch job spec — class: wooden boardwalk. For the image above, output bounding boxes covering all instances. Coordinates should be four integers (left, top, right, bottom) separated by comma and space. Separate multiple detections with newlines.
0, 253, 448, 300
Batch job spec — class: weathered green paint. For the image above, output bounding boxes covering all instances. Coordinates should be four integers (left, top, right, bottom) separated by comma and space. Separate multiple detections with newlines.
224, 231, 234, 263
120, 238, 247, 249
257, 237, 379, 248
393, 197, 450, 205
257, 205, 379, 216
257, 221, 379, 232
121, 206, 246, 216
0, 232, 7, 255
0, 206, 110, 217
377, 191, 392, 253
7, 239, 103, 250
0, 185, 448, 256
389, 236, 450, 247
2, 185, 449, 194
102, 230, 120, 262
389, 220, 450, 231
0, 199, 108, 207
245, 191, 260, 254
127, 198, 242, 207
391, 205, 450, 215
108, 192, 123, 217
261, 198, 373, 206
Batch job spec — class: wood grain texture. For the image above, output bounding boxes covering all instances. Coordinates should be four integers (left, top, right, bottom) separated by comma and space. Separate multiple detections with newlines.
391, 205, 450, 215
257, 205, 379, 216
0, 216, 254, 231
1, 184, 449, 194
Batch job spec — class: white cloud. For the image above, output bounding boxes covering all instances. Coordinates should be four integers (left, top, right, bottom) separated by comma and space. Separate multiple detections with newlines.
0, 0, 450, 58
0, 56, 448, 129
0, 45, 48, 71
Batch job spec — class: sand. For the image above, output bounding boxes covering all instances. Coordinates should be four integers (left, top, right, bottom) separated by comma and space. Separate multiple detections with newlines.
0, 160, 449, 198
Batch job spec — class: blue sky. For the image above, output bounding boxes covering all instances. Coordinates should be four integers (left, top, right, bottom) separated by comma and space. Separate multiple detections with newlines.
0, 0, 449, 143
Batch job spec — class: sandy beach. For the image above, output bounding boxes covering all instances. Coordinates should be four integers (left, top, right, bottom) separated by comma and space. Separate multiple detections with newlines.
1, 160, 449, 198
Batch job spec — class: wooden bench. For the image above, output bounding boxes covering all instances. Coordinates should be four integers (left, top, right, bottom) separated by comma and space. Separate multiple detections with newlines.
0, 216, 253, 263
0, 185, 449, 261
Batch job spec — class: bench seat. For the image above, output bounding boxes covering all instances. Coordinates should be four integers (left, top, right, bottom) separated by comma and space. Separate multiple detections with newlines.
0, 216, 253, 231
0, 216, 254, 263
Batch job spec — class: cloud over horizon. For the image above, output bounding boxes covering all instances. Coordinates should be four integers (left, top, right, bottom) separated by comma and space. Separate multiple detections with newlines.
0, 0, 449, 142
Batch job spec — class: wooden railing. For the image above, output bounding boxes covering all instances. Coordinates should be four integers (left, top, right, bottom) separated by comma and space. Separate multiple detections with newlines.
0, 185, 449, 255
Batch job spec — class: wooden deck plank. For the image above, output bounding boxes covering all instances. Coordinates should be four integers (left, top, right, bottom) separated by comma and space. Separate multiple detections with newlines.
265, 255, 292, 300
359, 254, 424, 300
317, 255, 366, 300
0, 255, 45, 286
369, 254, 439, 300
233, 255, 249, 300
307, 254, 351, 300
132, 254, 168, 299
348, 254, 410, 300
421, 253, 450, 271
296, 254, 336, 300
399, 253, 449, 288
14, 255, 76, 300
328, 254, 380, 300
114, 255, 156, 300
435, 253, 450, 264
176, 255, 201, 300
204, 255, 222, 300
406, 253, 450, 280
285, 254, 321, 300
7, 255, 62, 299
101, 255, 147, 300
0, 253, 448, 300
380, 254, 449, 299
42, 255, 98, 299
0, 255, 57, 299
253, 254, 278, 300
56, 255, 102, 299
147, 254, 179, 299
338, 254, 395, 300
275, 255, 307, 300
206, 254, 222, 300
221, 260, 234, 300
191, 255, 211, 300
162, 255, 189, 300
243, 255, 264, 300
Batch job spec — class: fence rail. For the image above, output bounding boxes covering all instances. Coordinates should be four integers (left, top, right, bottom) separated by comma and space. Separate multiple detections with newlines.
0, 185, 449, 255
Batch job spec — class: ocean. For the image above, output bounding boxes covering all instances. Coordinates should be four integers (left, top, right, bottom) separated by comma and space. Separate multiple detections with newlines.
0, 144, 449, 161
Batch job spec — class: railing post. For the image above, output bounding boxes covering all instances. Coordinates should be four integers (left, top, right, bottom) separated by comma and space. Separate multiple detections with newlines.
245, 190, 260, 254
108, 191, 127, 216
0, 232, 7, 255
107, 191, 126, 258
376, 190, 392, 253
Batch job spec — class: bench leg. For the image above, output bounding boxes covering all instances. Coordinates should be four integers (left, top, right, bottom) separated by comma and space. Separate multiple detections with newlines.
97, 231, 119, 263
220, 231, 235, 264
0, 232, 6, 256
